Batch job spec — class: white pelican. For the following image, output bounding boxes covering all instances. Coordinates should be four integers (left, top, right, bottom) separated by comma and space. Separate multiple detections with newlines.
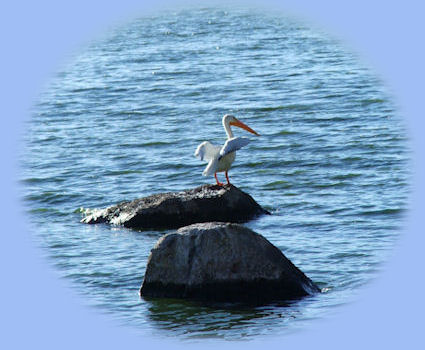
194, 114, 259, 186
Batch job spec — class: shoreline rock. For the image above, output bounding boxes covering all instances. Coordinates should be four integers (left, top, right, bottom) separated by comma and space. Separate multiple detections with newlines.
140, 222, 320, 304
81, 184, 269, 230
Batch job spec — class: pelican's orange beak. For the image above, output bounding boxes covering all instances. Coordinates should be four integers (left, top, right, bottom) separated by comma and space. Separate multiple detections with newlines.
230, 119, 260, 136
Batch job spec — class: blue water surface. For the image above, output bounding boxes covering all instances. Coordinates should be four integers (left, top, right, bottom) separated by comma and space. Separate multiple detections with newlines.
20, 7, 410, 340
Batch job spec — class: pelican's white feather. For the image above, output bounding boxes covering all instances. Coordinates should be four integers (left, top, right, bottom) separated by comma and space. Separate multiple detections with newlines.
219, 137, 250, 159
203, 157, 219, 176
194, 141, 220, 162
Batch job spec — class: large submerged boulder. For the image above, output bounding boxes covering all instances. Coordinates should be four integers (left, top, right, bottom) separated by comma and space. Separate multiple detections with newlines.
81, 184, 269, 230
140, 222, 320, 303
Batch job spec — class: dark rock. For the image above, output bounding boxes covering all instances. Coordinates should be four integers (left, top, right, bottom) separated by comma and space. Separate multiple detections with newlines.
140, 222, 320, 303
81, 184, 269, 230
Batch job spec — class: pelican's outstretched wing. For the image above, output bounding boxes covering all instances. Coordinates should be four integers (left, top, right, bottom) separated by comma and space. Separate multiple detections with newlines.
202, 157, 219, 176
195, 141, 221, 176
194, 141, 220, 162
219, 137, 250, 159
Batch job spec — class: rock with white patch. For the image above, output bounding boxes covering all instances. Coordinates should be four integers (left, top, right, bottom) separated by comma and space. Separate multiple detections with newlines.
81, 184, 269, 230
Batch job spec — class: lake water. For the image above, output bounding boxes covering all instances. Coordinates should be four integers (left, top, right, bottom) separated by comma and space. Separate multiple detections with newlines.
20, 6, 410, 340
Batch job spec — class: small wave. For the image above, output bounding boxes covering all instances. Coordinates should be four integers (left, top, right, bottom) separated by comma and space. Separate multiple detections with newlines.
254, 104, 314, 112
312, 182, 347, 189
140, 141, 172, 147
21, 176, 65, 184
38, 135, 63, 143
104, 169, 144, 176
252, 145, 286, 151
244, 161, 263, 168
276, 130, 298, 135
359, 208, 404, 216
314, 116, 349, 122
331, 173, 361, 180
49, 242, 78, 249
66, 271, 114, 280
110, 110, 145, 116
329, 252, 369, 259
282, 192, 298, 197
153, 163, 189, 170
321, 93, 345, 99
326, 208, 350, 215
360, 98, 385, 106
70, 86, 106, 93
24, 191, 80, 205
263, 180, 292, 189
28, 207, 67, 216
287, 72, 302, 77
122, 58, 149, 64
281, 201, 308, 208
118, 141, 172, 149
340, 156, 362, 162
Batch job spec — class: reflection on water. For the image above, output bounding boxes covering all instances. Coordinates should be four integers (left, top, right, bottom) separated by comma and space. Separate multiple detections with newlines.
144, 297, 307, 339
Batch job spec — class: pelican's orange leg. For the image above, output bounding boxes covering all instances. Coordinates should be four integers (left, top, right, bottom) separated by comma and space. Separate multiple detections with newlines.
225, 171, 231, 185
214, 173, 224, 186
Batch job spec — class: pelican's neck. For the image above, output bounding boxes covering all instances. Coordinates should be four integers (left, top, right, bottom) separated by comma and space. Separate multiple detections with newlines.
223, 119, 234, 139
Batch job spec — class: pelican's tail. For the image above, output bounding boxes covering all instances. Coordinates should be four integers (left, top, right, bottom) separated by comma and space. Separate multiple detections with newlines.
203, 157, 218, 176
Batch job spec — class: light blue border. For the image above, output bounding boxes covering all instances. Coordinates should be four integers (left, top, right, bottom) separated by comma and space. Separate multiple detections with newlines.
2, 0, 424, 349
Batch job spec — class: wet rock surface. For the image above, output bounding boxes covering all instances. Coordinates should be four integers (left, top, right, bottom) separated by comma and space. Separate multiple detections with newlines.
140, 222, 320, 303
81, 184, 269, 230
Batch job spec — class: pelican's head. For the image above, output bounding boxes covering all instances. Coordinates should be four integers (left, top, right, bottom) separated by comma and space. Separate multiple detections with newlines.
222, 114, 260, 136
